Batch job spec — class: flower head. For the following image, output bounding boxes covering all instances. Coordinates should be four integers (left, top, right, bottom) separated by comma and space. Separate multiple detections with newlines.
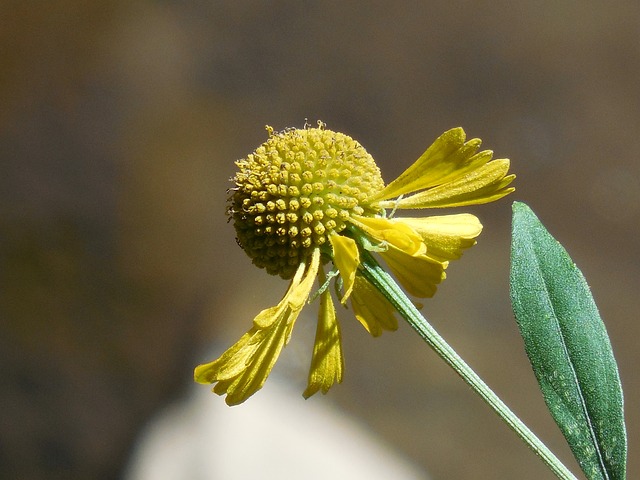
195, 123, 514, 405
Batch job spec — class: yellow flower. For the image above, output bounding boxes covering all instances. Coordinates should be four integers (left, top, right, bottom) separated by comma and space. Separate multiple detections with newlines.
195, 124, 514, 405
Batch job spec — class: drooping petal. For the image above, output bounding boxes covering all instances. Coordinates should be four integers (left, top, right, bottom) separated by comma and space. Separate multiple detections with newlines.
286, 248, 322, 313
349, 215, 425, 256
369, 127, 493, 202
329, 234, 359, 303
379, 159, 515, 209
348, 214, 446, 297
304, 284, 344, 398
194, 249, 320, 405
350, 275, 398, 336
396, 214, 482, 263
378, 245, 447, 298
200, 314, 289, 406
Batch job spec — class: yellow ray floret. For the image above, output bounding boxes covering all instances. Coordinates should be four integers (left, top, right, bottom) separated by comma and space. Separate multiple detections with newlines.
350, 275, 399, 336
349, 215, 447, 297
396, 214, 483, 263
371, 128, 515, 209
194, 249, 320, 405
328, 234, 359, 304
304, 270, 344, 398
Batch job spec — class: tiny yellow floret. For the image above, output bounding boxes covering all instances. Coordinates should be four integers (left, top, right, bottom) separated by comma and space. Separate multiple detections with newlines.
229, 126, 384, 279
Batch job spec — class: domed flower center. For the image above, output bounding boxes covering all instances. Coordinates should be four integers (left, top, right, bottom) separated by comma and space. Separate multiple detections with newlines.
229, 126, 385, 279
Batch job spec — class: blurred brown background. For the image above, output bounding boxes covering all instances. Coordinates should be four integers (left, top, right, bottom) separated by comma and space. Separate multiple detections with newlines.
1, 1, 638, 479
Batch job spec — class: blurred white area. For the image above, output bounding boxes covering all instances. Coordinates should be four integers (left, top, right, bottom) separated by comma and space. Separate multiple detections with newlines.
125, 377, 429, 480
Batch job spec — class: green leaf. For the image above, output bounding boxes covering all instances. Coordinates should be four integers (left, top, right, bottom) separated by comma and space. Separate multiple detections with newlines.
510, 202, 626, 480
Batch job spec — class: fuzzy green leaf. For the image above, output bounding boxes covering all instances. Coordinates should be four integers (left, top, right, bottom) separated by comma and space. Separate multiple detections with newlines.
510, 202, 626, 480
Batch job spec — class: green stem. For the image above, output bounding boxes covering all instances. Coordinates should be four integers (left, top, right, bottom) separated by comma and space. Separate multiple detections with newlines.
359, 250, 577, 480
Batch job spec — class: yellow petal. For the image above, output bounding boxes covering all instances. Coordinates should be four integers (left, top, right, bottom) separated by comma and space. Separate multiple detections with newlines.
194, 313, 289, 405
396, 214, 482, 263
252, 255, 307, 329
379, 159, 515, 209
286, 248, 321, 312
304, 287, 344, 398
329, 234, 359, 303
370, 127, 492, 202
349, 215, 446, 297
378, 245, 447, 298
350, 215, 425, 255
350, 275, 398, 336
194, 249, 320, 405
